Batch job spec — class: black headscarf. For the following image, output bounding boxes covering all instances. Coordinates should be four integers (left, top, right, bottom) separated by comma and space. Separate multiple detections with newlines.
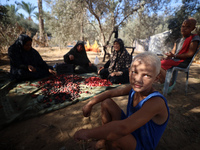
8, 34, 49, 72
14, 34, 32, 51
63, 41, 90, 66
73, 41, 86, 52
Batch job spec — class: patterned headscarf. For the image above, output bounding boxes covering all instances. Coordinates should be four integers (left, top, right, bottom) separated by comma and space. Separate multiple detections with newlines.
108, 38, 132, 73
113, 38, 125, 53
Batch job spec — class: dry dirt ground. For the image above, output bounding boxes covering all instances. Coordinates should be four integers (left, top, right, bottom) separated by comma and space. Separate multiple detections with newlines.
0, 47, 200, 150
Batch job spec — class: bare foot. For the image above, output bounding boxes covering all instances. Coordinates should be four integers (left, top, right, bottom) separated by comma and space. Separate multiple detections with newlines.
95, 139, 106, 150
86, 139, 106, 150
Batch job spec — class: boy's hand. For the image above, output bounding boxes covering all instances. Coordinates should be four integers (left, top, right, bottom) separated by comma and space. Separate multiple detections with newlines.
82, 103, 92, 117
74, 129, 89, 141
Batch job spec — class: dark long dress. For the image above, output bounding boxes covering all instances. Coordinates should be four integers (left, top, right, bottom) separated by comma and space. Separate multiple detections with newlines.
63, 41, 97, 74
8, 34, 52, 81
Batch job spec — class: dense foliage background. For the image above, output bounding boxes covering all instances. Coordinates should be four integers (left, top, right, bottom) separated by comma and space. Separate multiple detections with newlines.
0, 0, 200, 54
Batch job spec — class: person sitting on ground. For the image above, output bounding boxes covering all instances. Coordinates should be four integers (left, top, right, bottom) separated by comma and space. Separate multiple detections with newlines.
8, 34, 57, 81
64, 41, 97, 74
159, 18, 200, 87
74, 52, 169, 150
98, 38, 132, 84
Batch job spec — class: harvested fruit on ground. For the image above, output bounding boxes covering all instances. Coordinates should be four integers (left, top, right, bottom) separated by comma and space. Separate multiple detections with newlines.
84, 76, 112, 86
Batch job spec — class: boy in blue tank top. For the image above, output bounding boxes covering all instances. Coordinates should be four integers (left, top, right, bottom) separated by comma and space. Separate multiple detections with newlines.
74, 52, 170, 150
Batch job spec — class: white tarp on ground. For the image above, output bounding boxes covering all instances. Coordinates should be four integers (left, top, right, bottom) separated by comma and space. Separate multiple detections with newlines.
133, 31, 173, 55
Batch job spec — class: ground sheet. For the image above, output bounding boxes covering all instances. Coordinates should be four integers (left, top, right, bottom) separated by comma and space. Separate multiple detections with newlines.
0, 73, 119, 128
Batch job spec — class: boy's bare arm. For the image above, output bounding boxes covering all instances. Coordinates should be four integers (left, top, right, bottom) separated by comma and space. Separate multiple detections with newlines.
75, 97, 168, 141
82, 84, 132, 117
125, 97, 168, 130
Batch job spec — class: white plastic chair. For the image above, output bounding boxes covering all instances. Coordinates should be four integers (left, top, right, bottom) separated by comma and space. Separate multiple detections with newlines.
163, 46, 200, 96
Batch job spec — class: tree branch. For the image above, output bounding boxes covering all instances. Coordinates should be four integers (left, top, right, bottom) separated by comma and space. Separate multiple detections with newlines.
117, 2, 146, 27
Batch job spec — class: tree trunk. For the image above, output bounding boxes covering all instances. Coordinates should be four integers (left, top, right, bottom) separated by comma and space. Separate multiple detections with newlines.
38, 0, 45, 46
80, 11, 84, 41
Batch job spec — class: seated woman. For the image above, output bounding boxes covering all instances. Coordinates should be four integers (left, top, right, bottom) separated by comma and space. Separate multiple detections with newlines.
64, 41, 97, 74
98, 38, 132, 84
8, 34, 57, 81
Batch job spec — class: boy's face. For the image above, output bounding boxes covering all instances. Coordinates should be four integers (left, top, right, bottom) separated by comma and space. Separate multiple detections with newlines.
129, 60, 157, 93
181, 21, 194, 37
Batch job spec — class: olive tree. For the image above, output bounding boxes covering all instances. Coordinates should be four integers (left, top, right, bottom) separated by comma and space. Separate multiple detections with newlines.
45, 0, 172, 49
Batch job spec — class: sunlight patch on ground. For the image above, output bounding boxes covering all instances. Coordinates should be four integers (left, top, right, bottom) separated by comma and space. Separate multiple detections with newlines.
188, 106, 200, 113
183, 106, 200, 116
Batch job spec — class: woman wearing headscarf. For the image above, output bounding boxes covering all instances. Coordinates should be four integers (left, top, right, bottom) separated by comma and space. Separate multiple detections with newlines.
8, 34, 56, 81
98, 38, 132, 84
64, 41, 97, 74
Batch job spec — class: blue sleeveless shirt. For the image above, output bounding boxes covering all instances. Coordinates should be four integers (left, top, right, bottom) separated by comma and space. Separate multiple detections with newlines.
126, 89, 169, 150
